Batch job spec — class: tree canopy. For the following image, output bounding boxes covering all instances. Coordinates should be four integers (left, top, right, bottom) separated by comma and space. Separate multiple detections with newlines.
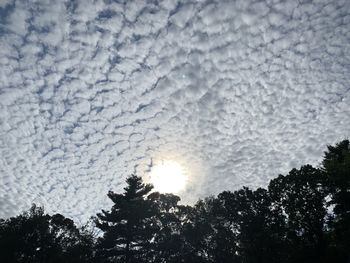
0, 204, 95, 263
1, 140, 349, 262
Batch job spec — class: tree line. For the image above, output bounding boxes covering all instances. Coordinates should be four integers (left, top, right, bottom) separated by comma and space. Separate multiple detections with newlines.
1, 140, 349, 263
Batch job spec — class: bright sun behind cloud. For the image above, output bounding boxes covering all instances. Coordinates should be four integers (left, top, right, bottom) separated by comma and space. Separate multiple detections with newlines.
149, 160, 187, 193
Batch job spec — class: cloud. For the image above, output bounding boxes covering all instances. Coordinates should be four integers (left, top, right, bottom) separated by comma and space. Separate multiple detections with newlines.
0, 0, 349, 221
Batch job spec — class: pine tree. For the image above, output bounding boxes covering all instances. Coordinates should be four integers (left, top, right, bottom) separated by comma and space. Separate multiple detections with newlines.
95, 175, 158, 263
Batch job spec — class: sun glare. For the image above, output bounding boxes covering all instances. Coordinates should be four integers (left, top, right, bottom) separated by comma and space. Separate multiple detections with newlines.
149, 160, 187, 193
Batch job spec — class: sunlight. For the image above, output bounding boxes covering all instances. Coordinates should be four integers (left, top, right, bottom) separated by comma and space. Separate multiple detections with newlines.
149, 160, 187, 193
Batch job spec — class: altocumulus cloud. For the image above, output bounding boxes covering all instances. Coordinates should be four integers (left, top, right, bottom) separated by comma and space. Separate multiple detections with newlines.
0, 0, 349, 221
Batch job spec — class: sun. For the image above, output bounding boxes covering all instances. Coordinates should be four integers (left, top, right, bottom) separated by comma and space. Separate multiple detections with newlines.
149, 160, 187, 193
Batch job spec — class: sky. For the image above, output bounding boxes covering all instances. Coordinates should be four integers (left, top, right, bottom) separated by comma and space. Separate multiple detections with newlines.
0, 0, 349, 222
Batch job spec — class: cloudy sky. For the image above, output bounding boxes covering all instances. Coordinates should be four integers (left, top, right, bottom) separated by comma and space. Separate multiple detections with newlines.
0, 0, 349, 221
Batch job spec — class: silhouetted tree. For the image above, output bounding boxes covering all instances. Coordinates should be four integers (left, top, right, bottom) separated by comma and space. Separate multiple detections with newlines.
173, 196, 241, 263
181, 197, 218, 263
2, 140, 350, 263
269, 165, 329, 263
0, 204, 94, 263
94, 175, 158, 263
204, 196, 240, 263
322, 140, 350, 262
148, 192, 191, 263
218, 187, 286, 263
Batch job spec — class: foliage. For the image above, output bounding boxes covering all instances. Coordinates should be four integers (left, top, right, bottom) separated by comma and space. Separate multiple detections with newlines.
1, 140, 349, 262
94, 175, 157, 263
0, 204, 94, 263
322, 140, 350, 262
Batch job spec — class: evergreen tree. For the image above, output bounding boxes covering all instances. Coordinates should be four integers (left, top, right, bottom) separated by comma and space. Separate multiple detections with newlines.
2, 140, 350, 263
94, 175, 158, 263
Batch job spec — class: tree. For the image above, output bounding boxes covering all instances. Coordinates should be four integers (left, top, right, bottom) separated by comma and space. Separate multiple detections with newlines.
181, 197, 219, 263
2, 140, 349, 263
206, 196, 240, 263
94, 175, 158, 263
148, 192, 191, 263
268, 165, 329, 263
322, 140, 350, 262
218, 187, 286, 263
0, 204, 94, 263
